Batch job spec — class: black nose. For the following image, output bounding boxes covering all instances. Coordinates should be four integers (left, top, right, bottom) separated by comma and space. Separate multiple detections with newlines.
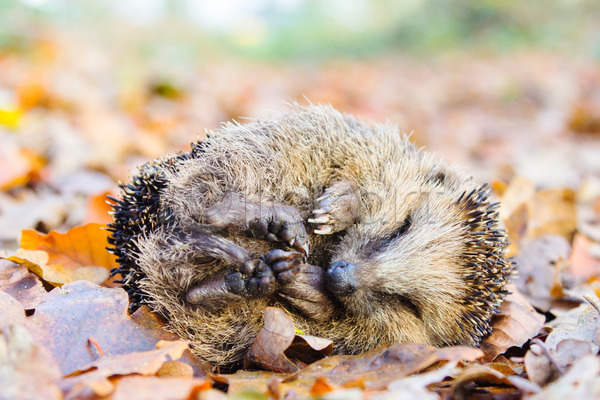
326, 260, 357, 297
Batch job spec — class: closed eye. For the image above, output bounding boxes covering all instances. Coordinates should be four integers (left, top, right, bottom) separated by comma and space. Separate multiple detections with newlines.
384, 215, 412, 243
366, 215, 412, 256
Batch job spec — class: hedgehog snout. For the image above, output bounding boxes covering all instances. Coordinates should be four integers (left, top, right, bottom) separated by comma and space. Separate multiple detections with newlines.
326, 260, 358, 297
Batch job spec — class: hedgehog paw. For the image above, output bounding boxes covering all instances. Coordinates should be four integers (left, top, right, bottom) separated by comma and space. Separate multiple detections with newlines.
263, 249, 304, 284
248, 206, 309, 256
309, 180, 359, 235
225, 258, 277, 297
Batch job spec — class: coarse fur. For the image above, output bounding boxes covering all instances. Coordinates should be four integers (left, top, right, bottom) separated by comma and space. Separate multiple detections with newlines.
108, 105, 513, 370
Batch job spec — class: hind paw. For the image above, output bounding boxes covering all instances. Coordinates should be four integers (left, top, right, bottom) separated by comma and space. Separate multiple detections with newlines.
225, 249, 304, 297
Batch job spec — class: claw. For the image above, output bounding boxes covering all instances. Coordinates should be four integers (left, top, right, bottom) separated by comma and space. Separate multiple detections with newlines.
308, 216, 329, 224
298, 241, 309, 257
312, 208, 328, 214
314, 226, 333, 235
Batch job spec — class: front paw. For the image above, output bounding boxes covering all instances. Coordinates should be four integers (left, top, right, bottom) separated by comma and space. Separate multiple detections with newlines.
309, 180, 359, 235
248, 206, 309, 255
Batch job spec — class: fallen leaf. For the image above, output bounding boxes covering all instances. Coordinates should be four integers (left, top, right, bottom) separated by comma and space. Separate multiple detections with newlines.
0, 324, 62, 400
110, 376, 211, 400
9, 223, 118, 286
525, 297, 600, 386
480, 286, 545, 360
379, 361, 461, 400
0, 291, 27, 327
284, 334, 333, 366
84, 191, 115, 225
0, 258, 47, 309
450, 363, 522, 399
246, 307, 298, 373
156, 360, 195, 378
512, 235, 572, 310
528, 188, 577, 240
22, 280, 186, 375
9, 248, 109, 286
528, 355, 600, 399
0, 146, 42, 190
20, 223, 118, 270
61, 341, 190, 392
286, 343, 483, 391
570, 233, 600, 280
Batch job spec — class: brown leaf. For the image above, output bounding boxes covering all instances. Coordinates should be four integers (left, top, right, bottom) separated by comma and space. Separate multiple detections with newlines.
0, 291, 27, 325
512, 235, 572, 311
284, 334, 333, 366
0, 147, 42, 190
286, 343, 483, 391
110, 376, 211, 400
528, 355, 600, 399
156, 361, 195, 378
0, 324, 62, 400
0, 258, 47, 309
61, 341, 190, 393
24, 280, 185, 375
528, 188, 577, 240
450, 364, 519, 399
246, 307, 298, 372
480, 286, 545, 360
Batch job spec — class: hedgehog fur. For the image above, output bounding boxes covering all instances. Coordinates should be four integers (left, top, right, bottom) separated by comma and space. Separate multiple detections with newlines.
108, 105, 513, 369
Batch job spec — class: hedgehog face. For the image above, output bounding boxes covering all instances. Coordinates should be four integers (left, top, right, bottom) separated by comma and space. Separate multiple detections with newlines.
321, 179, 506, 344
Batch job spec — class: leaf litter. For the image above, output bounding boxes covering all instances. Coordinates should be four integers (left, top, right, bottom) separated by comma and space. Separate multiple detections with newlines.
2, 16, 600, 400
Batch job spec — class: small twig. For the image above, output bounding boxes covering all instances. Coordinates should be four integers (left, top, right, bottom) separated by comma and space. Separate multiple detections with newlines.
531, 338, 565, 375
88, 337, 104, 357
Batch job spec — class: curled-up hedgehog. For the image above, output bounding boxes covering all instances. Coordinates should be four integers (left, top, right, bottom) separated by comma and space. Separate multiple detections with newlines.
108, 105, 513, 369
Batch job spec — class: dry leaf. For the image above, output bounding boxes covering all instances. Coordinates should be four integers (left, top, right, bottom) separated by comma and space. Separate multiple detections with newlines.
84, 191, 115, 225
513, 235, 572, 310
20, 223, 118, 270
9, 223, 118, 286
310, 376, 335, 397
0, 324, 62, 400
110, 376, 211, 400
61, 341, 190, 393
23, 280, 186, 375
378, 361, 460, 400
286, 343, 483, 391
0, 258, 47, 309
246, 307, 299, 372
570, 233, 600, 280
9, 248, 109, 286
528, 355, 600, 399
480, 286, 545, 360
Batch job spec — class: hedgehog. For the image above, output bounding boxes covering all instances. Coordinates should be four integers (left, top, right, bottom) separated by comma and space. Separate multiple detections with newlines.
108, 105, 513, 370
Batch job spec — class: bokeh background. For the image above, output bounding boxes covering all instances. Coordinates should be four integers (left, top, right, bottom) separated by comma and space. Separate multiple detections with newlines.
1, 0, 600, 249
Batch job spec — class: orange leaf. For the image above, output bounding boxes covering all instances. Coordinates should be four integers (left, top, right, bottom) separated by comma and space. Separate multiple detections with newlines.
20, 223, 118, 271
84, 192, 115, 225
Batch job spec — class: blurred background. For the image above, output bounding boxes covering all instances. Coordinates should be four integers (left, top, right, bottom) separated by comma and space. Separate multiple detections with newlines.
1, 0, 600, 249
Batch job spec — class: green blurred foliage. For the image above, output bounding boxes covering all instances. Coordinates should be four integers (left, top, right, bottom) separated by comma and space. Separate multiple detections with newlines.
0, 0, 599, 60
